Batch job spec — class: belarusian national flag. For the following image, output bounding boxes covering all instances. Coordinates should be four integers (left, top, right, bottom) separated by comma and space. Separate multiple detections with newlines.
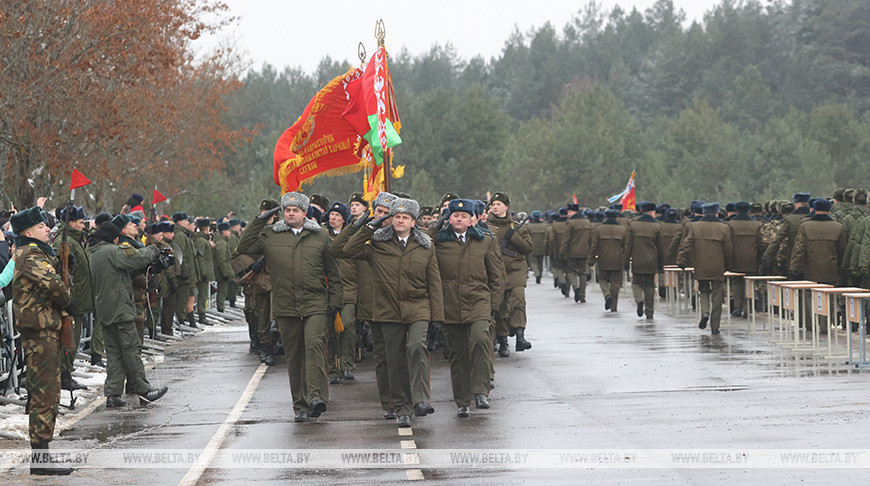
342, 46, 402, 165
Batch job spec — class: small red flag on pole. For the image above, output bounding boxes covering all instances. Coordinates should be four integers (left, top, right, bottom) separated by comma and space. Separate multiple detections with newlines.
152, 189, 167, 204
70, 168, 91, 191
572, 194, 579, 205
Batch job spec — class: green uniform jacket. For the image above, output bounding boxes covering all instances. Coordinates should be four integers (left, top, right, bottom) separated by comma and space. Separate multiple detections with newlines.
789, 214, 847, 285
433, 225, 505, 324
763, 207, 810, 264
659, 221, 682, 266
527, 222, 547, 257
727, 216, 764, 274
174, 226, 199, 284
344, 224, 444, 324
237, 216, 342, 317
488, 214, 534, 289
624, 215, 663, 274
590, 220, 627, 271
152, 240, 173, 299
843, 205, 870, 274
193, 232, 215, 282
12, 238, 71, 334
677, 217, 733, 282
89, 240, 159, 325
326, 225, 358, 305
549, 220, 568, 259
331, 223, 372, 319
213, 234, 234, 280
561, 214, 592, 259
52, 224, 94, 314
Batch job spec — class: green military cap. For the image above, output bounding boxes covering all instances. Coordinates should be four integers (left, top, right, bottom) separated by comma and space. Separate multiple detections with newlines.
348, 192, 365, 205
440, 193, 460, 205
309, 194, 329, 210
490, 192, 510, 206
833, 187, 846, 200
780, 201, 795, 213
854, 188, 868, 204
750, 202, 763, 214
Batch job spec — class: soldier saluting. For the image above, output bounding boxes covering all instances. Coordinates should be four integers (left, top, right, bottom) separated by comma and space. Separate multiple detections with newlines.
11, 207, 74, 475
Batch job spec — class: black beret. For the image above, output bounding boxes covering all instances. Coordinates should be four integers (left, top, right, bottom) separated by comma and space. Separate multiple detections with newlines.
259, 199, 279, 212
490, 192, 510, 206
309, 194, 330, 210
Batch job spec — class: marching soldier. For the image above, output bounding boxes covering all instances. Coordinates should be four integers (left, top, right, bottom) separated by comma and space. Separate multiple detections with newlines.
487, 192, 534, 355
727, 202, 763, 317
344, 197, 443, 428
590, 209, 627, 311
172, 212, 200, 329
193, 218, 215, 325
213, 222, 234, 312
433, 199, 504, 417
790, 199, 847, 331
89, 221, 169, 408
658, 208, 682, 298
238, 192, 342, 423
561, 203, 592, 303
332, 192, 397, 419
324, 201, 357, 384
678, 203, 733, 334
624, 201, 663, 320
549, 208, 569, 295
763, 193, 811, 277
11, 207, 74, 475
526, 210, 546, 284
52, 206, 91, 391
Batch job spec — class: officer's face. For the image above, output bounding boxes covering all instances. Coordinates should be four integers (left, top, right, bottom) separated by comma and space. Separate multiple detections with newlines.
164, 232, 174, 241
70, 219, 85, 231
122, 222, 138, 237
449, 211, 472, 234
374, 205, 393, 226
489, 201, 508, 218
391, 213, 414, 235
151, 232, 164, 242
328, 212, 344, 231
25, 222, 51, 243
283, 206, 305, 228
349, 201, 366, 217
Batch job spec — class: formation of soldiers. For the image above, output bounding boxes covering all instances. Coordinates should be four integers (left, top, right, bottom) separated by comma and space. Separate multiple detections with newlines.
1, 185, 866, 474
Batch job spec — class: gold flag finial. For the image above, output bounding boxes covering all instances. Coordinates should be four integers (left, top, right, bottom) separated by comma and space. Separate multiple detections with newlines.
358, 42, 367, 63
375, 19, 385, 47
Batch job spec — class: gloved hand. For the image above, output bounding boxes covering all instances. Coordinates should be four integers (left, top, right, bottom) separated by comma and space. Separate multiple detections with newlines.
434, 209, 449, 229
64, 299, 76, 315
426, 321, 442, 351
353, 209, 373, 228
249, 260, 264, 274
257, 206, 280, 221
368, 213, 391, 230
67, 252, 76, 272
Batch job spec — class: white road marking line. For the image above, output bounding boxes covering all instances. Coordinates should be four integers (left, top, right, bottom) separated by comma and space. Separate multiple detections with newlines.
406, 469, 424, 480
398, 428, 413, 436
400, 440, 417, 449
178, 363, 267, 486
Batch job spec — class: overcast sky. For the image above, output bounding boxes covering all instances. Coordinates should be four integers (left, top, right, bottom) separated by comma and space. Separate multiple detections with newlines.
196, 0, 727, 74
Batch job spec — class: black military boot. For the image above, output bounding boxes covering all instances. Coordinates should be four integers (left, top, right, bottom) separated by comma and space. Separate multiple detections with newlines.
61, 371, 87, 391
139, 386, 169, 406
515, 328, 532, 351
262, 344, 275, 366
553, 277, 559, 288
497, 336, 510, 357
636, 301, 644, 317
699, 313, 710, 329
90, 353, 105, 367
187, 312, 199, 329
535, 276, 541, 284
605, 295, 612, 310
198, 313, 213, 326
561, 282, 570, 297
30, 441, 73, 476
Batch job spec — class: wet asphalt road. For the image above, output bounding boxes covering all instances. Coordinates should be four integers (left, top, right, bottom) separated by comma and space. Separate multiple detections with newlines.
7, 276, 870, 484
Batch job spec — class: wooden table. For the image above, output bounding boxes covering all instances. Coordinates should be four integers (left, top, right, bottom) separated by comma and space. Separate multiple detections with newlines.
744, 276, 786, 333
844, 293, 870, 368
811, 287, 868, 359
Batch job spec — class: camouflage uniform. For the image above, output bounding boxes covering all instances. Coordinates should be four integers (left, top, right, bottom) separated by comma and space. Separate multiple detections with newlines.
12, 239, 70, 445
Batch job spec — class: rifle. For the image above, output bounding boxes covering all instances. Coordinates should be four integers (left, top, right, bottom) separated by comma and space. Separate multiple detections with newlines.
58, 201, 75, 350
499, 215, 530, 258
235, 256, 265, 285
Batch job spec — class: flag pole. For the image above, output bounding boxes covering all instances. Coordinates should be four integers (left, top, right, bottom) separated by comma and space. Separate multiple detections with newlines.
375, 20, 391, 194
